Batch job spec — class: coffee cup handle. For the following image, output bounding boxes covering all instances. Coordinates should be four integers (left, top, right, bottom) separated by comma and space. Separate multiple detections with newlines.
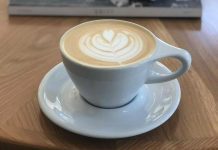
146, 39, 192, 84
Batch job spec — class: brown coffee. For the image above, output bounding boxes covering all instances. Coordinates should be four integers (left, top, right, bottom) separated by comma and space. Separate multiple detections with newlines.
61, 20, 156, 67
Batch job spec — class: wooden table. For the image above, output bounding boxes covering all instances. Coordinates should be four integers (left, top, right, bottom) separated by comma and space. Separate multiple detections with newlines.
1, 0, 218, 149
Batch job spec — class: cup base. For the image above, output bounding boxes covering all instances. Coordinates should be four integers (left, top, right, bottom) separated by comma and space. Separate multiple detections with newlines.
80, 94, 137, 109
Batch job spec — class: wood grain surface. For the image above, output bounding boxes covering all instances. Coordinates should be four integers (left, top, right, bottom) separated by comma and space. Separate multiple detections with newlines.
0, 0, 218, 149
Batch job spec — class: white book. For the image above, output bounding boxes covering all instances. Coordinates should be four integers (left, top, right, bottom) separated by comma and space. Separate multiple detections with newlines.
8, 0, 202, 18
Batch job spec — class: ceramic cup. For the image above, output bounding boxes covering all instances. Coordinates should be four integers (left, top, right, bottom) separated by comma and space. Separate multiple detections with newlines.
60, 19, 191, 108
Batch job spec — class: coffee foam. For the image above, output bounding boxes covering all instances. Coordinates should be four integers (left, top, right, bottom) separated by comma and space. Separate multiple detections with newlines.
62, 20, 156, 68
79, 29, 143, 64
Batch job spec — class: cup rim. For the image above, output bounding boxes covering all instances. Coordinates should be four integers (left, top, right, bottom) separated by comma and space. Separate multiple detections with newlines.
60, 19, 157, 70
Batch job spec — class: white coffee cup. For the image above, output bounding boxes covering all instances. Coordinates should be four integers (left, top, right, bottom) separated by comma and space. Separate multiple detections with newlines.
60, 19, 191, 108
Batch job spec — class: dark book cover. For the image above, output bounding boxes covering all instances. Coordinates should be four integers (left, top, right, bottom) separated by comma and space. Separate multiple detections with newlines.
9, 0, 202, 17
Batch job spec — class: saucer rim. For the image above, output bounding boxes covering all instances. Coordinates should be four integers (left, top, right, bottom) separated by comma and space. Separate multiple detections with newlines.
38, 62, 181, 139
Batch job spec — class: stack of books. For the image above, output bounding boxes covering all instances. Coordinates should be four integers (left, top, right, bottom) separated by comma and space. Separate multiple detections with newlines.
8, 0, 202, 17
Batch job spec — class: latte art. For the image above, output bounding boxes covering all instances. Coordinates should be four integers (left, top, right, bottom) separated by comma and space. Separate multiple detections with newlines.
62, 20, 156, 67
79, 29, 143, 63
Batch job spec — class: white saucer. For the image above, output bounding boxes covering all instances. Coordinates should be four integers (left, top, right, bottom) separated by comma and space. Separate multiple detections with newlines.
38, 62, 181, 139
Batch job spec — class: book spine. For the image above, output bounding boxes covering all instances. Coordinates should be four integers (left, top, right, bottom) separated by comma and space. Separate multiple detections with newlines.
8, 6, 202, 17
